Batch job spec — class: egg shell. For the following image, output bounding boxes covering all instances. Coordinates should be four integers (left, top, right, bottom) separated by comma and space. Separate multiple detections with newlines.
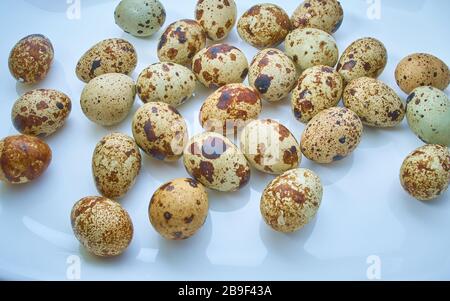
199, 83, 262, 133
291, 65, 343, 123
291, 0, 344, 34
8, 34, 54, 84
12, 89, 71, 137
240, 119, 302, 175
192, 44, 249, 89
301, 107, 363, 163
0, 135, 51, 184
71, 196, 133, 257
343, 77, 405, 128
400, 144, 450, 201
136, 62, 196, 107
149, 178, 209, 240
195, 0, 237, 41
92, 133, 142, 199
248, 48, 297, 102
132, 102, 188, 162
336, 37, 387, 84
158, 19, 206, 66
114, 0, 166, 37
80, 73, 136, 126
183, 132, 250, 192
260, 168, 322, 233
395, 53, 450, 94
76, 38, 137, 83
237, 4, 291, 48
406, 86, 450, 146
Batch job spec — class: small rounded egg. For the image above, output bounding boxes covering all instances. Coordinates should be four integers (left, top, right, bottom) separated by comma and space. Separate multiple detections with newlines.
291, 0, 344, 34
195, 0, 237, 41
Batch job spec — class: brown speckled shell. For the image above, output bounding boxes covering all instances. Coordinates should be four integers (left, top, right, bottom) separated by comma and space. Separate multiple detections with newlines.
195, 0, 237, 41
149, 178, 209, 240
11, 89, 71, 137
301, 107, 363, 163
261, 168, 322, 233
76, 38, 137, 83
400, 144, 450, 201
192, 44, 249, 89
291, 0, 344, 34
92, 133, 142, 199
395, 53, 450, 94
8, 34, 54, 84
343, 77, 405, 128
237, 4, 291, 48
0, 135, 52, 184
71, 196, 133, 257
132, 102, 188, 162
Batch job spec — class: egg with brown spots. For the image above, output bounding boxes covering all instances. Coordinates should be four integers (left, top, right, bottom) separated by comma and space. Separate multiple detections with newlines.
248, 48, 297, 102
132, 102, 188, 162
199, 83, 262, 133
80, 73, 136, 126
285, 28, 339, 73
0, 135, 52, 184
192, 43, 249, 89
343, 77, 405, 128
301, 107, 363, 163
240, 119, 302, 175
8, 34, 54, 84
11, 89, 71, 137
291, 0, 344, 34
92, 133, 142, 199
149, 178, 209, 240
183, 132, 250, 192
157, 19, 206, 66
400, 144, 449, 201
336, 37, 387, 84
71, 196, 133, 257
195, 0, 237, 41
76, 38, 137, 83
291, 65, 343, 123
136, 62, 196, 107
261, 168, 323, 233
237, 4, 291, 48
395, 53, 450, 94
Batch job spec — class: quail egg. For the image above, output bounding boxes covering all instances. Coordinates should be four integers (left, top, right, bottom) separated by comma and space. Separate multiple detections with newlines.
291, 0, 344, 34
195, 0, 237, 41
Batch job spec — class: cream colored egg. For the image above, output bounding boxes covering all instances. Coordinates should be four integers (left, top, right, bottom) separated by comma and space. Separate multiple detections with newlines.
291, 0, 344, 34
195, 0, 237, 41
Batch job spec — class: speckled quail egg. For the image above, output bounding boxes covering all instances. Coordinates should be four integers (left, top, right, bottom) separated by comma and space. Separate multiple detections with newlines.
261, 168, 323, 233
343, 77, 405, 128
199, 83, 262, 134
93, 133, 142, 199
192, 44, 249, 89
301, 107, 363, 163
9, 34, 54, 84
291, 0, 344, 34
406, 86, 450, 146
11, 89, 71, 137
114, 0, 166, 37
240, 119, 302, 175
337, 37, 387, 84
237, 4, 291, 48
0, 135, 51, 184
149, 178, 209, 240
71, 196, 133, 257
195, 0, 237, 41
158, 19, 206, 66
183, 132, 250, 192
248, 48, 297, 102
291, 65, 343, 123
285, 28, 339, 72
80, 73, 136, 126
136, 62, 196, 107
400, 144, 449, 201
395, 53, 450, 94
132, 102, 188, 162
76, 38, 137, 83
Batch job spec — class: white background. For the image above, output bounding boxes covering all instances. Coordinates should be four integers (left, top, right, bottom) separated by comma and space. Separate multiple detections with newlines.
0, 0, 449, 280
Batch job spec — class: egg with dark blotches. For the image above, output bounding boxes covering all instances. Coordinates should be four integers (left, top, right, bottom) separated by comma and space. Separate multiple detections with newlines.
149, 178, 209, 240
291, 0, 344, 34
195, 0, 237, 41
